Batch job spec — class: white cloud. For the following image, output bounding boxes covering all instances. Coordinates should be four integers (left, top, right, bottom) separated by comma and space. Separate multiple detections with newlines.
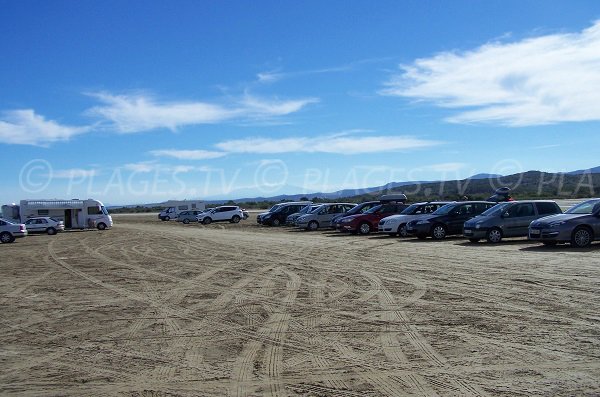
87, 92, 318, 133
382, 20, 600, 126
122, 161, 199, 174
52, 168, 98, 178
215, 134, 441, 154
149, 149, 227, 160
0, 109, 90, 145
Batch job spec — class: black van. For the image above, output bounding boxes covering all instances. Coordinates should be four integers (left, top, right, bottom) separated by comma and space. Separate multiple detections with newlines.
260, 202, 312, 226
405, 201, 496, 239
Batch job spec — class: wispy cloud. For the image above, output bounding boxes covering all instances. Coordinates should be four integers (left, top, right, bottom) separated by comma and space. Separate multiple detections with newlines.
382, 20, 600, 126
87, 92, 318, 133
215, 133, 441, 154
122, 161, 200, 174
149, 149, 227, 160
0, 109, 90, 145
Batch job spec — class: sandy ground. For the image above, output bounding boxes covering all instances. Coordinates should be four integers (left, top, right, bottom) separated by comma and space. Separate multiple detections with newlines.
1, 212, 599, 397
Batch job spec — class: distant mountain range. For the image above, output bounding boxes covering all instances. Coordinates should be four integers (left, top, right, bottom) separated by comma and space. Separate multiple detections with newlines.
108, 167, 600, 208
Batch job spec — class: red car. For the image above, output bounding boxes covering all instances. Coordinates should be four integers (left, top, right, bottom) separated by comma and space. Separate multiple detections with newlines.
338, 203, 408, 235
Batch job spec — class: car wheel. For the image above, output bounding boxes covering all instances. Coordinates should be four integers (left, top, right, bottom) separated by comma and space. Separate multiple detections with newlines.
571, 226, 593, 248
542, 241, 558, 246
398, 224, 408, 237
183, 219, 190, 224
164, 216, 170, 221
359, 222, 371, 235
47, 227, 57, 235
308, 221, 319, 231
97, 223, 107, 230
469, 238, 480, 243
431, 224, 447, 240
231, 215, 241, 223
203, 217, 212, 225
486, 227, 503, 243
272, 218, 280, 227
0, 232, 15, 243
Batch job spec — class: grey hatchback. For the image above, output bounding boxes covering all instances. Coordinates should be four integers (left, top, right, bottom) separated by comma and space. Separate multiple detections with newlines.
464, 200, 561, 243
528, 198, 600, 247
177, 210, 207, 224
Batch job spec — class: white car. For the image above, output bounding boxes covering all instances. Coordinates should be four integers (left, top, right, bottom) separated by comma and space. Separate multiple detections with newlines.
197, 206, 245, 225
0, 218, 28, 243
24, 217, 65, 235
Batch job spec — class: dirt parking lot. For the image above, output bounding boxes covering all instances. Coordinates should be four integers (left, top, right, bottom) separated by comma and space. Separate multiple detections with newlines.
1, 213, 599, 396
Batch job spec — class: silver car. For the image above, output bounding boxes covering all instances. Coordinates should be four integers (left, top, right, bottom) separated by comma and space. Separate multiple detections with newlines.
463, 200, 561, 243
177, 210, 206, 224
296, 203, 356, 230
24, 217, 65, 235
0, 218, 27, 243
528, 198, 600, 247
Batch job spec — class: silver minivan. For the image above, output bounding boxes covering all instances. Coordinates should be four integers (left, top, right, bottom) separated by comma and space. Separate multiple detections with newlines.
463, 200, 561, 243
296, 203, 356, 230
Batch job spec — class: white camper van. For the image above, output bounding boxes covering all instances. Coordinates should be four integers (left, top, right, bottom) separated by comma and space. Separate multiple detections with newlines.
1, 199, 113, 230
158, 200, 205, 221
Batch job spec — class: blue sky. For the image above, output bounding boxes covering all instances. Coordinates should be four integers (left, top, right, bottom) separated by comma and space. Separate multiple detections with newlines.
2, 0, 600, 204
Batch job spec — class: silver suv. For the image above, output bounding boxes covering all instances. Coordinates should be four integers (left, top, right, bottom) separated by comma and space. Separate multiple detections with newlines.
177, 210, 207, 224
0, 218, 27, 243
296, 203, 356, 230
464, 200, 561, 243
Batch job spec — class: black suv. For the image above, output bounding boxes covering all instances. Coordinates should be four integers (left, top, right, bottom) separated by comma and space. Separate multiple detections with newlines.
406, 201, 496, 239
260, 202, 312, 226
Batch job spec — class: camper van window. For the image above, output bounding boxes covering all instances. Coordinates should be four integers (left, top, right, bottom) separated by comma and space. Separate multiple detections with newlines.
101, 206, 109, 215
88, 206, 102, 215
192, 203, 197, 209
178, 205, 188, 210
38, 210, 49, 215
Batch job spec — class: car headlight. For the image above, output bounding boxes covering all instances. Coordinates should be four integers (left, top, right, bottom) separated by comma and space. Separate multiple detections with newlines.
341, 218, 352, 223
416, 220, 430, 225
549, 221, 566, 227
263, 214, 272, 219
475, 223, 481, 229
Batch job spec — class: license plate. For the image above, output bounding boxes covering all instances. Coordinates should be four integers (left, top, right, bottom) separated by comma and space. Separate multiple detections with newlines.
530, 229, 541, 235
464, 229, 472, 235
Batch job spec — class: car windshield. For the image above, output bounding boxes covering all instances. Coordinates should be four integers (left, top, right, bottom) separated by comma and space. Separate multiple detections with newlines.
432, 203, 456, 215
400, 203, 422, 215
50, 217, 61, 222
566, 199, 600, 214
480, 202, 509, 217
268, 204, 282, 212
365, 204, 383, 214
101, 206, 109, 215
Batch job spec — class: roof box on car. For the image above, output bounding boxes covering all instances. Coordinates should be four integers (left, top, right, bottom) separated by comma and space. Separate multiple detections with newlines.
379, 194, 407, 203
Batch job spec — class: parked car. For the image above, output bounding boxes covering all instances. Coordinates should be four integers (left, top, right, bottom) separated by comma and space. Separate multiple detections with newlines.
528, 198, 600, 247
177, 210, 207, 224
24, 217, 65, 235
331, 201, 381, 230
463, 200, 562, 243
259, 202, 312, 226
0, 218, 27, 243
256, 204, 285, 224
405, 201, 496, 239
296, 203, 356, 230
197, 206, 245, 225
378, 201, 451, 236
338, 202, 408, 235
286, 204, 320, 226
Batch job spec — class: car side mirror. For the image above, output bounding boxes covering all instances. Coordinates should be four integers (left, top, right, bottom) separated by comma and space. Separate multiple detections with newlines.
501, 212, 510, 218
